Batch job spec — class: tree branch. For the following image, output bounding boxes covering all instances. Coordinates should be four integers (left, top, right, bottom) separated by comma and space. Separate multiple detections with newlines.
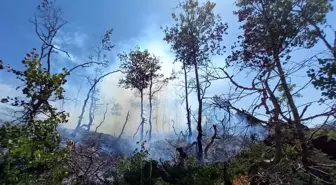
118, 110, 130, 139
204, 125, 220, 159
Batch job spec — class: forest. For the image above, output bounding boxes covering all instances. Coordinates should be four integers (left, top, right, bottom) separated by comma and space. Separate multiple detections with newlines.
0, 0, 336, 184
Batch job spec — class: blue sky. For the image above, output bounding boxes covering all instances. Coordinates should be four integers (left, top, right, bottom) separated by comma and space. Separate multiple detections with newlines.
0, 0, 176, 68
0, 0, 335, 138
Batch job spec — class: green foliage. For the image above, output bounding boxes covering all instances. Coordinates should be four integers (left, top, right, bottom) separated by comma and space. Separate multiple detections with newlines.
0, 50, 70, 184
312, 128, 336, 139
118, 47, 157, 91
163, 0, 228, 164
307, 58, 336, 101
118, 47, 165, 141
163, 0, 228, 66
0, 121, 68, 184
302, 0, 335, 101
116, 157, 226, 185
277, 83, 302, 103
0, 1, 71, 183
112, 141, 226, 185
229, 142, 271, 176
231, 0, 332, 70
228, 138, 336, 185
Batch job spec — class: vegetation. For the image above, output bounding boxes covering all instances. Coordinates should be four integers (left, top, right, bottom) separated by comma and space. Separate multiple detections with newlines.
0, 0, 335, 184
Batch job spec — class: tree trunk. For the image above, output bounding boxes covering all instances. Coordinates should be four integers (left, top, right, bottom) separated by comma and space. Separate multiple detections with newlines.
155, 104, 159, 132
194, 62, 203, 163
264, 74, 283, 163
274, 54, 310, 165
95, 103, 109, 132
73, 71, 118, 135
87, 85, 96, 131
274, 122, 282, 163
148, 78, 153, 142
118, 110, 130, 139
183, 62, 192, 144
204, 125, 218, 159
162, 110, 166, 132
75, 85, 93, 133
140, 90, 145, 142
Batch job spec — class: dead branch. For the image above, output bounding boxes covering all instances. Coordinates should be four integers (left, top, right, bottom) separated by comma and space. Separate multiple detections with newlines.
86, 84, 97, 131
67, 133, 117, 184
74, 70, 121, 134
301, 109, 335, 122
307, 115, 332, 141
171, 120, 179, 137
118, 110, 130, 139
31, 0, 67, 72
204, 125, 220, 159
218, 67, 263, 91
95, 103, 109, 133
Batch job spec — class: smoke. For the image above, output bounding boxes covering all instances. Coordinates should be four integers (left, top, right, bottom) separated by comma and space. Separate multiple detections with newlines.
54, 13, 236, 145
58, 23, 189, 141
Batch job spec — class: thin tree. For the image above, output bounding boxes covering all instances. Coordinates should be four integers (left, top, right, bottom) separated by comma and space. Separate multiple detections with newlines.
74, 69, 120, 134
147, 56, 172, 141
74, 29, 118, 133
95, 103, 109, 132
118, 47, 153, 142
79, 76, 98, 131
163, 0, 227, 163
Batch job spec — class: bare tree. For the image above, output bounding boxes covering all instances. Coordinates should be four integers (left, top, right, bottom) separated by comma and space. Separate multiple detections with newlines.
147, 56, 173, 142
30, 0, 68, 73
83, 76, 98, 131
170, 67, 194, 143
74, 29, 120, 133
74, 69, 120, 134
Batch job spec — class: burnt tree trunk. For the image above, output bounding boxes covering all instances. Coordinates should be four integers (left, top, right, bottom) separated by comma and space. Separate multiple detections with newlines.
274, 54, 310, 165
183, 62, 192, 144
87, 85, 96, 131
194, 62, 203, 163
140, 89, 145, 142
148, 78, 153, 142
